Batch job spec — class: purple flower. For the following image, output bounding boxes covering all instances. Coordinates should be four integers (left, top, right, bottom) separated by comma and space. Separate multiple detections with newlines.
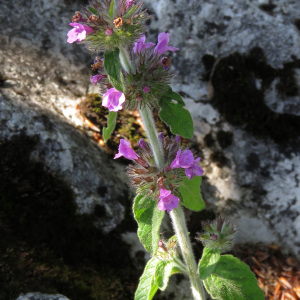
137, 139, 149, 150
102, 88, 126, 112
143, 86, 150, 93
158, 132, 164, 143
154, 32, 179, 55
90, 75, 104, 85
170, 150, 194, 169
175, 135, 181, 143
114, 139, 139, 160
158, 188, 180, 212
106, 28, 113, 36
126, 0, 137, 8
133, 35, 155, 54
211, 235, 217, 241
67, 22, 94, 43
185, 157, 204, 180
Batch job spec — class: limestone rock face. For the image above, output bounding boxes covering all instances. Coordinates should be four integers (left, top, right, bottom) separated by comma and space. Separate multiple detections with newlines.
0, 1, 131, 234
1, 0, 300, 299
143, 0, 300, 257
16, 293, 69, 300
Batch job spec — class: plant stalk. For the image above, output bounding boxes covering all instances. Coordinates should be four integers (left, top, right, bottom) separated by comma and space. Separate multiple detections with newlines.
123, 47, 204, 300
119, 46, 132, 74
138, 104, 164, 169
170, 206, 206, 300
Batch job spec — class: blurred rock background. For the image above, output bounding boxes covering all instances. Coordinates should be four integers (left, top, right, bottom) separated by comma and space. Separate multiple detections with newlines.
1, 0, 300, 299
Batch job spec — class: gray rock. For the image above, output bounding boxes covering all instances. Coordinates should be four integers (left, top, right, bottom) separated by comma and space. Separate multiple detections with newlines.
16, 293, 69, 300
1, 0, 300, 299
142, 0, 300, 256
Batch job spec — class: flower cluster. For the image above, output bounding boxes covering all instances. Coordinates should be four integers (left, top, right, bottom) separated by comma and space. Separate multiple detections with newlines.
87, 32, 178, 112
122, 33, 178, 110
67, 0, 150, 52
114, 134, 204, 212
156, 237, 178, 260
196, 216, 237, 253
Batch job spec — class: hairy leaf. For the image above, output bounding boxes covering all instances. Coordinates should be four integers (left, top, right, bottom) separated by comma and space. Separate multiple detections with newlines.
161, 90, 185, 106
203, 255, 265, 300
155, 260, 173, 291
103, 111, 117, 143
135, 257, 159, 300
88, 6, 98, 15
104, 49, 123, 91
159, 96, 193, 138
199, 247, 221, 280
108, 1, 114, 18
179, 176, 205, 211
133, 194, 164, 254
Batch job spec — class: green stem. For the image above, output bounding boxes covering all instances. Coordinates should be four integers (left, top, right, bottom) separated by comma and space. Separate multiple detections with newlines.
170, 206, 206, 300
119, 46, 132, 74
122, 47, 204, 299
138, 104, 164, 169
173, 256, 189, 275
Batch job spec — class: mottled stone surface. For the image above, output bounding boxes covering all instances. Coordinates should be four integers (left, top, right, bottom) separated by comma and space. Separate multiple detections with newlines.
0, 0, 135, 233
142, 0, 300, 257
16, 293, 69, 300
1, 0, 300, 299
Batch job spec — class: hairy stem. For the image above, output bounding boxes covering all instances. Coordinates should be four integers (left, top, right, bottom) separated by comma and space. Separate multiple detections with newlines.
127, 45, 203, 297
138, 104, 164, 169
173, 256, 189, 275
119, 46, 132, 74
170, 206, 206, 300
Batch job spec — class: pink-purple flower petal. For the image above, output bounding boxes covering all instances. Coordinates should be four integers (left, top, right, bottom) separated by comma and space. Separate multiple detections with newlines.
102, 88, 125, 112
67, 22, 94, 43
126, 0, 137, 8
90, 75, 104, 85
170, 150, 194, 169
133, 35, 155, 54
114, 139, 139, 160
158, 188, 180, 212
154, 32, 179, 55
185, 160, 204, 180
143, 86, 150, 93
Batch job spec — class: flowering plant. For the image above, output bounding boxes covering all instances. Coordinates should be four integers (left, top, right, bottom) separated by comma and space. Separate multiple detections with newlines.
67, 1, 264, 299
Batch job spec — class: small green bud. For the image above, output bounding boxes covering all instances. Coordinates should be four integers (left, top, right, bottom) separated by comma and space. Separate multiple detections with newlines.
196, 216, 237, 253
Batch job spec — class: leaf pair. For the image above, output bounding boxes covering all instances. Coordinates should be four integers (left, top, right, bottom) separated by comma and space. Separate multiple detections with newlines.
199, 248, 265, 300
133, 194, 164, 255
135, 257, 174, 300
158, 89, 194, 139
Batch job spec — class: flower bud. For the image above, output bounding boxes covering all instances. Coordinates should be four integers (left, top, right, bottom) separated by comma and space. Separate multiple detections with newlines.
138, 139, 151, 153
196, 216, 237, 253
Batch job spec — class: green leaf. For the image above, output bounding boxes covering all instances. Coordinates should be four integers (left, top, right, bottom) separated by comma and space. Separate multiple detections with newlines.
161, 90, 185, 106
179, 176, 205, 212
171, 265, 182, 275
104, 49, 123, 91
133, 194, 164, 254
103, 111, 117, 143
155, 260, 173, 291
135, 257, 159, 300
88, 6, 98, 15
108, 75, 123, 92
108, 1, 114, 19
199, 247, 221, 280
203, 255, 265, 300
158, 96, 194, 138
